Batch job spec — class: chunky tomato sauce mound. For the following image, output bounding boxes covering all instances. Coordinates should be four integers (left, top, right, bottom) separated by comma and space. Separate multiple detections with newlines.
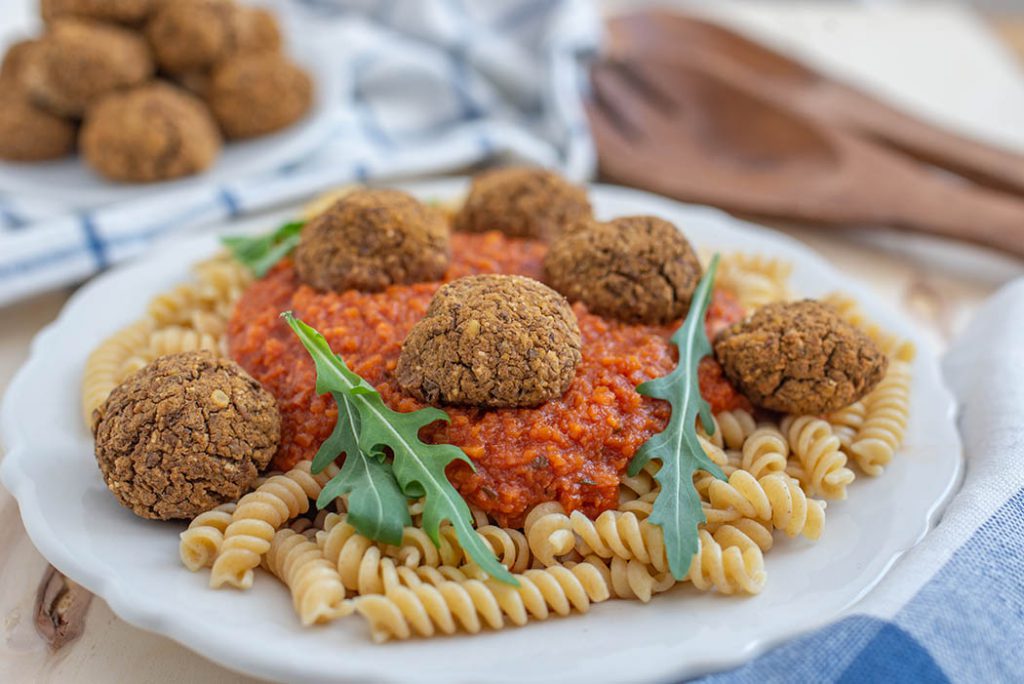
228, 231, 747, 527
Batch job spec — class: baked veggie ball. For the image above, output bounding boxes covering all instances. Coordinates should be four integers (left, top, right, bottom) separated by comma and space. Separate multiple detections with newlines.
93, 351, 280, 520
714, 300, 889, 415
19, 18, 153, 117
295, 188, 450, 292
544, 215, 703, 325
454, 167, 592, 240
41, 0, 159, 25
0, 88, 76, 161
1, 39, 37, 83
81, 82, 222, 182
206, 52, 312, 139
145, 0, 281, 75
397, 274, 582, 408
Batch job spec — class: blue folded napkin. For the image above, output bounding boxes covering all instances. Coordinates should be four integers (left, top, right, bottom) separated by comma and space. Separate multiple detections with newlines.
0, 0, 601, 306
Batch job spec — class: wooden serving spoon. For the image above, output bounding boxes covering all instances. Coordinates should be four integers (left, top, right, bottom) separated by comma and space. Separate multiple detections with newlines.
587, 59, 1024, 257
606, 11, 1024, 197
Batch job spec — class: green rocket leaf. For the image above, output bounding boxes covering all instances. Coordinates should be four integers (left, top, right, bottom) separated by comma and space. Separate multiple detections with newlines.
283, 312, 517, 586
628, 255, 725, 580
312, 390, 408, 545
222, 220, 305, 277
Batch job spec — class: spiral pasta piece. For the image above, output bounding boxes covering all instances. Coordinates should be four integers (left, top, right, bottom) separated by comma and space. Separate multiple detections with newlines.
687, 527, 766, 595
715, 253, 793, 309
211, 461, 338, 590
524, 502, 574, 567
353, 563, 610, 641
713, 410, 757, 450
828, 400, 867, 453
81, 317, 156, 425
618, 461, 660, 502
385, 526, 462, 569
739, 425, 789, 478
265, 528, 352, 625
822, 292, 916, 362
706, 470, 825, 540
179, 503, 236, 572
781, 415, 854, 500
850, 361, 912, 476
572, 554, 676, 603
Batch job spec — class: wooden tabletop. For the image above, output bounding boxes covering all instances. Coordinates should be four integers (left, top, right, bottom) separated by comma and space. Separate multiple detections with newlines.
1, 9, 1022, 684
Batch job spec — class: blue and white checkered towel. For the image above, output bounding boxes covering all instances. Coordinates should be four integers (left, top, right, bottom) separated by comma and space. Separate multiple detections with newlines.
0, 0, 601, 306
698, 279, 1024, 683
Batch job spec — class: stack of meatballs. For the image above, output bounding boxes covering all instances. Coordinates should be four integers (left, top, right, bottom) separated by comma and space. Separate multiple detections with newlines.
92, 167, 888, 521
0, 0, 313, 182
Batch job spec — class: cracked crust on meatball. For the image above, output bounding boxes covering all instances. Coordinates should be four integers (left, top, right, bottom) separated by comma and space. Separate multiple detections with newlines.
295, 188, 451, 292
93, 351, 280, 520
41, 0, 159, 25
714, 300, 888, 415
206, 52, 311, 139
454, 167, 592, 240
544, 215, 703, 325
81, 82, 222, 182
20, 19, 153, 117
146, 0, 281, 75
396, 274, 582, 408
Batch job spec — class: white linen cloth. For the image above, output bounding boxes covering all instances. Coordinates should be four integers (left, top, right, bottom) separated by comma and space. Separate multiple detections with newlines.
0, 0, 601, 306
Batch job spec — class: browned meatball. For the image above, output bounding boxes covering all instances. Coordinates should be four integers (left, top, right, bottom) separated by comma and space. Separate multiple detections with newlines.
41, 0, 159, 25
0, 88, 76, 161
295, 188, 450, 292
19, 19, 153, 118
397, 275, 582, 408
544, 215, 702, 325
81, 82, 222, 182
93, 351, 280, 520
1, 39, 37, 83
145, 0, 281, 75
454, 167, 592, 240
206, 52, 312, 139
714, 300, 889, 414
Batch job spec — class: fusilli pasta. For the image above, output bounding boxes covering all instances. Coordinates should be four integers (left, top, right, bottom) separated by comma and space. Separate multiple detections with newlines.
265, 528, 351, 625
211, 461, 339, 590
850, 361, 912, 476
781, 415, 855, 500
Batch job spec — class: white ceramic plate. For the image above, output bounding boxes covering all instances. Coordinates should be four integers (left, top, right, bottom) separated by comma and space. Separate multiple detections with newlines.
0, 180, 962, 684
0, 15, 339, 208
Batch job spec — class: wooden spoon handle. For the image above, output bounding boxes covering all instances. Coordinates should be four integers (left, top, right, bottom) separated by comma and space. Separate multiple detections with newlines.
877, 175, 1024, 257
835, 88, 1024, 197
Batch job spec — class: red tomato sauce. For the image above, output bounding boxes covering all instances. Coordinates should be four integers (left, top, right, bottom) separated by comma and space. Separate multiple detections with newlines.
228, 231, 747, 526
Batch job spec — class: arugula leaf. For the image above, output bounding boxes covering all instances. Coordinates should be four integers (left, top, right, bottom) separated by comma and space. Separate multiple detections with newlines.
222, 220, 305, 277
312, 390, 409, 544
627, 254, 725, 580
283, 312, 517, 586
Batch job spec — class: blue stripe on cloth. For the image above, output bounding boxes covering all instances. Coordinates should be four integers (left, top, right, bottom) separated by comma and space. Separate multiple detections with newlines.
837, 624, 948, 684
218, 188, 241, 217
695, 488, 1024, 683
0, 244, 87, 278
350, 54, 393, 150
79, 213, 108, 269
0, 203, 26, 230
448, 46, 483, 121
885, 487, 1024, 682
